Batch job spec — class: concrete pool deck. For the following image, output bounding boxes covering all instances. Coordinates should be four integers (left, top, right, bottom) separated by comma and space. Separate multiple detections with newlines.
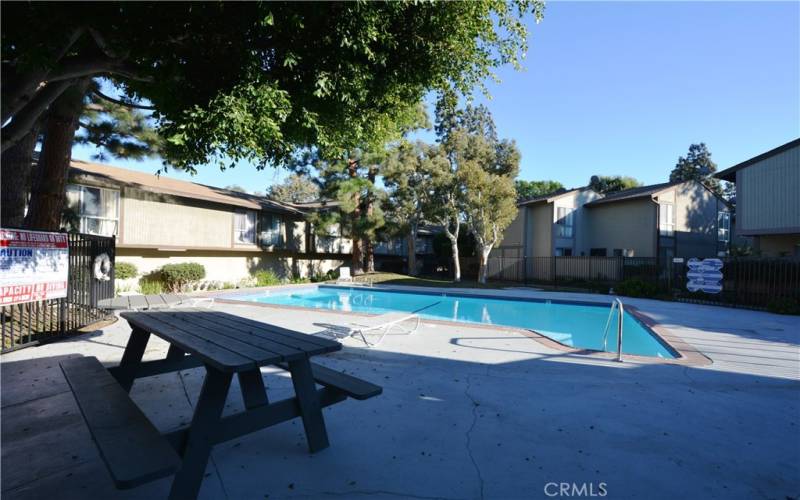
2, 289, 798, 499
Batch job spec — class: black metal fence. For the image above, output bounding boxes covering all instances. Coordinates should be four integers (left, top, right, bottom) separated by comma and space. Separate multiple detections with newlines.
461, 253, 800, 311
1, 232, 115, 353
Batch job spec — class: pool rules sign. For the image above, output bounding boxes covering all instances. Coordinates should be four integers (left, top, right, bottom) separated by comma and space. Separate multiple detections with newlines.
686, 258, 723, 294
0, 229, 69, 305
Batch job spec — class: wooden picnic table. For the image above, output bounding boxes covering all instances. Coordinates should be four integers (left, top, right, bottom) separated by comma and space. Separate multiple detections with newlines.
59, 308, 381, 499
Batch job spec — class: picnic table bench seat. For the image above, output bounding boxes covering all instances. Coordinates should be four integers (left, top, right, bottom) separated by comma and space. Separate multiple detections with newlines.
276, 361, 382, 400
59, 356, 181, 489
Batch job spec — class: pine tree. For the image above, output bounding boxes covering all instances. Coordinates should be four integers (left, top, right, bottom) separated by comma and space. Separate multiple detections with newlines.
669, 143, 722, 195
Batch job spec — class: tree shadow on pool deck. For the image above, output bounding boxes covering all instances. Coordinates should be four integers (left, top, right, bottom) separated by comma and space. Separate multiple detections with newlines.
2, 328, 799, 500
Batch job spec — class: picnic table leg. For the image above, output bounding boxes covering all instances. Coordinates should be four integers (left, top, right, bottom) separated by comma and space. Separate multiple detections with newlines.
114, 326, 151, 392
169, 367, 232, 500
288, 358, 330, 453
238, 368, 269, 409
166, 344, 185, 361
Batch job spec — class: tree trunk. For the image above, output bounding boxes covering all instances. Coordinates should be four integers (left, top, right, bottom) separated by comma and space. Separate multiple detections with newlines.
450, 237, 461, 282
1, 125, 39, 228
406, 225, 418, 276
477, 245, 493, 284
24, 79, 90, 231
347, 158, 363, 275
364, 238, 375, 273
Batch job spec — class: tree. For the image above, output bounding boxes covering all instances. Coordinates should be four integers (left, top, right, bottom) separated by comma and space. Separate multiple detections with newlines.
268, 174, 320, 204
433, 96, 520, 283
589, 175, 642, 194
383, 141, 446, 276
2, 2, 543, 230
515, 180, 564, 200
452, 107, 520, 284
669, 143, 722, 195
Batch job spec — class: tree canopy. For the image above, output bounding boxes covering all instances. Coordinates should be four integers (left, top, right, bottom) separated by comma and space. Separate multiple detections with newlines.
589, 175, 643, 194
515, 179, 564, 200
2, 1, 544, 169
669, 143, 722, 195
267, 174, 321, 204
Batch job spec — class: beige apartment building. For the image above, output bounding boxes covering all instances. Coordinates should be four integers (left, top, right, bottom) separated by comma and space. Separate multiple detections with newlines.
66, 160, 350, 284
716, 138, 800, 257
495, 180, 732, 265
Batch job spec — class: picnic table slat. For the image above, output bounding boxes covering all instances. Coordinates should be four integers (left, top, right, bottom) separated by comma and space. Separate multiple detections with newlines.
146, 311, 285, 365
60, 357, 180, 489
194, 311, 340, 352
189, 311, 337, 355
121, 312, 255, 372
161, 312, 308, 362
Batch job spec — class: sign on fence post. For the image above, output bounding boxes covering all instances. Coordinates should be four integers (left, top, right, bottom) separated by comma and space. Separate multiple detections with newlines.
686, 258, 723, 294
0, 228, 69, 305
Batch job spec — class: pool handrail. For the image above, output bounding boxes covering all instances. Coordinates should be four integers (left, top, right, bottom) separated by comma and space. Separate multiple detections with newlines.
602, 298, 624, 362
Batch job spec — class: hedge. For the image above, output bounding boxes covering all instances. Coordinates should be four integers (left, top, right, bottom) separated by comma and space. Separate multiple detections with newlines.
160, 263, 206, 292
115, 262, 138, 280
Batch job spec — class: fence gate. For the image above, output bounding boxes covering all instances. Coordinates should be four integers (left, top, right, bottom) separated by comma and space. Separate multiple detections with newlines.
1, 231, 115, 353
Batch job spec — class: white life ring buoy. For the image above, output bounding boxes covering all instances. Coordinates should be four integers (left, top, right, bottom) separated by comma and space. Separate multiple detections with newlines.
94, 253, 112, 281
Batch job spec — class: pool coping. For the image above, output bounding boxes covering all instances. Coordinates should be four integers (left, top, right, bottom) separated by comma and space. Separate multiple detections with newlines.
213, 284, 712, 367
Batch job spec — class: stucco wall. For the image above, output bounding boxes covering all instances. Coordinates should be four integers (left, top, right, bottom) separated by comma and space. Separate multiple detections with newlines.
529, 203, 553, 257
551, 190, 602, 255
656, 182, 729, 258
585, 199, 657, 257
116, 248, 345, 289
121, 189, 237, 249
736, 144, 800, 235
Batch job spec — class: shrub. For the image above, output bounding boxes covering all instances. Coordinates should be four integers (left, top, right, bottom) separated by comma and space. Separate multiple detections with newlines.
766, 297, 800, 315
115, 262, 138, 280
138, 277, 164, 295
614, 278, 660, 298
254, 269, 281, 286
160, 263, 206, 292
310, 269, 337, 283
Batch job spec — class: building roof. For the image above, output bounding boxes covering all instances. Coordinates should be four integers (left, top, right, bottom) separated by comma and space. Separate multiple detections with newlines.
517, 187, 592, 206
715, 138, 800, 182
584, 181, 683, 207
69, 160, 304, 216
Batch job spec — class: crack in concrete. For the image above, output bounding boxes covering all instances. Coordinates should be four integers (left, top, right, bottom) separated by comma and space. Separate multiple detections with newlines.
176, 370, 230, 500
464, 368, 487, 500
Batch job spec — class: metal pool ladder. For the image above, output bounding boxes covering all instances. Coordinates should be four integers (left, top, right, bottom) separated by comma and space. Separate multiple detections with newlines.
602, 298, 624, 362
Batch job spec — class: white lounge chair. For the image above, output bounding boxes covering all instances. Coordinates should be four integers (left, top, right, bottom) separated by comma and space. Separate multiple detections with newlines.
336, 266, 353, 284
319, 312, 421, 347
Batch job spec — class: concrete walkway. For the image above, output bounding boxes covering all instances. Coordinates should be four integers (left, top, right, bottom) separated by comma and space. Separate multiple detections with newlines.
1, 291, 798, 500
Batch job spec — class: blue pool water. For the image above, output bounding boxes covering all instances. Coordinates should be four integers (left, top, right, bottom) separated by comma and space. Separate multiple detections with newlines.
235, 286, 676, 358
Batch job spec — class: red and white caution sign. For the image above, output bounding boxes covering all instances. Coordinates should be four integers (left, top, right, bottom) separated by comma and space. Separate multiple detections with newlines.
0, 228, 69, 305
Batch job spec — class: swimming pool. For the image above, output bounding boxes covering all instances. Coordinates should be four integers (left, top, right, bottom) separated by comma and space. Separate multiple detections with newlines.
234, 286, 676, 358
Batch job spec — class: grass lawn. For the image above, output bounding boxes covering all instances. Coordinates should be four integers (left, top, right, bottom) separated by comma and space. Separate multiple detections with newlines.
349, 272, 523, 289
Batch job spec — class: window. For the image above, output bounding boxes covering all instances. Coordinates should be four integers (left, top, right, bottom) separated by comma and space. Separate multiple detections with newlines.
555, 247, 573, 256
590, 248, 607, 257
659, 203, 675, 237
234, 210, 257, 245
64, 185, 119, 236
259, 213, 283, 247
556, 207, 574, 238
717, 211, 730, 243
613, 248, 634, 257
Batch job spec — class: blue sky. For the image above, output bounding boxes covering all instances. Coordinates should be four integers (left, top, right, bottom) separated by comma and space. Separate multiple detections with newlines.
72, 1, 800, 192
